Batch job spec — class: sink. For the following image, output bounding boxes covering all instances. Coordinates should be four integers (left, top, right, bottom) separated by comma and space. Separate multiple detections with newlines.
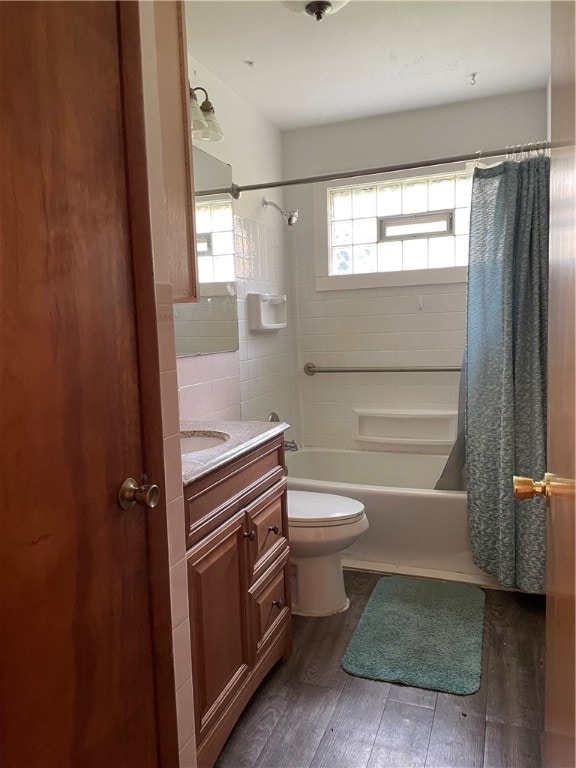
180, 430, 230, 454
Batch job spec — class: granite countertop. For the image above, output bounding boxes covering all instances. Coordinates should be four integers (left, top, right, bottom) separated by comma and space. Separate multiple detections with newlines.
180, 420, 290, 485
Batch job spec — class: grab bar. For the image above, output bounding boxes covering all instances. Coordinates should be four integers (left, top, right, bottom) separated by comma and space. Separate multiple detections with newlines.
304, 362, 461, 376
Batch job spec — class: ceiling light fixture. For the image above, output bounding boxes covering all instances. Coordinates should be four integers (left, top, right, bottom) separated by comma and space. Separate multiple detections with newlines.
283, 0, 350, 22
190, 86, 223, 142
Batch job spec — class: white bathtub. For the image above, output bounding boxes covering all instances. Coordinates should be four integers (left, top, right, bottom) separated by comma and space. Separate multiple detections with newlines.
286, 448, 497, 587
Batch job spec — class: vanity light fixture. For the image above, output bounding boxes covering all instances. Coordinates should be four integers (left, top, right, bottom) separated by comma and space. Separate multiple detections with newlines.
190, 86, 224, 142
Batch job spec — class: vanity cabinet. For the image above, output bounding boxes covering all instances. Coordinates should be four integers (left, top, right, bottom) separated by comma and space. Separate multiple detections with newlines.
185, 435, 291, 768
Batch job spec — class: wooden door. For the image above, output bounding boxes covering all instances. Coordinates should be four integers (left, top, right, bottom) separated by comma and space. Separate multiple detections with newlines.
0, 3, 176, 766
545, 3, 576, 766
186, 511, 252, 746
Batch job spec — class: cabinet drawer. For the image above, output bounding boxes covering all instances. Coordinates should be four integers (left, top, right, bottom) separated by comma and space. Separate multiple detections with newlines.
185, 436, 285, 548
248, 551, 290, 662
245, 479, 288, 582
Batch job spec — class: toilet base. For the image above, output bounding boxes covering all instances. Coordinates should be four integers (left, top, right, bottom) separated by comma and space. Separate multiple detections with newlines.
290, 553, 350, 617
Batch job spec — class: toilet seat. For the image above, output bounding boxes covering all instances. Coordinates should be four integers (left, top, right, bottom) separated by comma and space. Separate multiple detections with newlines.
287, 490, 365, 527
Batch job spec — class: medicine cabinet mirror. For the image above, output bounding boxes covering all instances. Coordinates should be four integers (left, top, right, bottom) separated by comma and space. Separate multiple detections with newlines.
174, 146, 239, 357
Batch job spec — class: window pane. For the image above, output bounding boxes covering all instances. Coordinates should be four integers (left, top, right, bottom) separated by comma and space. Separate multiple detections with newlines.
213, 255, 235, 282
402, 181, 427, 213
377, 184, 401, 215
352, 187, 376, 218
455, 235, 470, 265
212, 232, 234, 256
377, 241, 402, 272
195, 206, 212, 234
198, 256, 214, 282
332, 247, 352, 274
385, 217, 448, 238
402, 239, 428, 270
353, 244, 377, 273
428, 178, 455, 210
428, 236, 455, 268
331, 189, 352, 220
332, 219, 353, 245
352, 217, 377, 244
196, 235, 211, 254
210, 203, 233, 232
456, 175, 473, 207
454, 207, 470, 235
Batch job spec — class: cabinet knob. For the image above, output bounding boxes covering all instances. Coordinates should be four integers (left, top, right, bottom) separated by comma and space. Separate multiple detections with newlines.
244, 530, 256, 541
268, 525, 280, 535
272, 599, 284, 610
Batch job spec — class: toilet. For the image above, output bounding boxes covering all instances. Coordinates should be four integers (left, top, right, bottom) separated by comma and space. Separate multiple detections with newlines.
287, 490, 369, 617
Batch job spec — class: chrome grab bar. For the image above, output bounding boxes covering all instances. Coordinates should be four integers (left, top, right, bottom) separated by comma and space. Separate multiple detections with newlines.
304, 362, 461, 376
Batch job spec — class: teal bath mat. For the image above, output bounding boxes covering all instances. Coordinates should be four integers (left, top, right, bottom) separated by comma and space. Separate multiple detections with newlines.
342, 576, 485, 695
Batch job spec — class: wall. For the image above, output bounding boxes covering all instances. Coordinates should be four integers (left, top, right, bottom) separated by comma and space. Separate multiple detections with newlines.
139, 5, 196, 765
177, 40, 299, 435
282, 89, 548, 448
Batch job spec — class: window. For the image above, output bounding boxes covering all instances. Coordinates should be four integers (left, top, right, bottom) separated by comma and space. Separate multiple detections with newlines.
194, 200, 235, 283
314, 166, 473, 290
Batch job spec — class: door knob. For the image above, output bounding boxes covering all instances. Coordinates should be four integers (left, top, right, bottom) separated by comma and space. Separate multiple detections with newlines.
118, 478, 160, 510
513, 473, 553, 500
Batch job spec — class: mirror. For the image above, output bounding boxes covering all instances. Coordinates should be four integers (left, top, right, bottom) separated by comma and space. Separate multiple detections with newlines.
174, 146, 239, 357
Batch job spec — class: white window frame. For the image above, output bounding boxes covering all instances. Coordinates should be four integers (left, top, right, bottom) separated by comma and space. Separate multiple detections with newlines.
313, 163, 469, 291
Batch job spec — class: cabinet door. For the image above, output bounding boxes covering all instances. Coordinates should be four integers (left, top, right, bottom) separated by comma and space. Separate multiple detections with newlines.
187, 510, 251, 745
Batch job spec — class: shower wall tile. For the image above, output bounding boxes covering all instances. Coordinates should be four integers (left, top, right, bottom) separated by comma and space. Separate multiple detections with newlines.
175, 214, 299, 439
235, 215, 299, 438
287, 229, 466, 450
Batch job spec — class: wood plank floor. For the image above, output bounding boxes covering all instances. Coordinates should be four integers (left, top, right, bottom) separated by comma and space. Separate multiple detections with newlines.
216, 571, 545, 768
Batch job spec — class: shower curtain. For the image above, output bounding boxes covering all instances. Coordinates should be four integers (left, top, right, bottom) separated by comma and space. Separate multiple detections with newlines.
466, 156, 549, 593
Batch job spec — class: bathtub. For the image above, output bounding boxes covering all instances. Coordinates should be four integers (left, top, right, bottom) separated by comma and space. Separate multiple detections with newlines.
286, 448, 497, 587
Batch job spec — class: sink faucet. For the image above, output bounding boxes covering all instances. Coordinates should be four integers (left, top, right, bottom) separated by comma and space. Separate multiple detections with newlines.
284, 439, 298, 452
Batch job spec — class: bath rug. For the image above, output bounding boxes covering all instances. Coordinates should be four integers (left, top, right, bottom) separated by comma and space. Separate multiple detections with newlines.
341, 576, 485, 695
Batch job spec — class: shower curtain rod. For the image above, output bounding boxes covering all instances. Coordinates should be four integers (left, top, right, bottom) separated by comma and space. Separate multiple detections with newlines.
197, 141, 550, 199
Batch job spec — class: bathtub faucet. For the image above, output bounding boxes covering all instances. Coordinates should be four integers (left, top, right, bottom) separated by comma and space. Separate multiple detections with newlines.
284, 439, 298, 452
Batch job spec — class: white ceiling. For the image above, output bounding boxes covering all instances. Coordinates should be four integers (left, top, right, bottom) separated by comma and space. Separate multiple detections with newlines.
185, 0, 550, 131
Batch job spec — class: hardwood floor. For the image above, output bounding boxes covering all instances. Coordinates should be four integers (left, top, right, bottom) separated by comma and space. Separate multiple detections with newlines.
216, 571, 545, 768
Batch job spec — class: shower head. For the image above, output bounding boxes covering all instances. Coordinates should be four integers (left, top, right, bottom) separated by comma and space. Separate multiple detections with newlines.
286, 210, 299, 226
263, 197, 299, 226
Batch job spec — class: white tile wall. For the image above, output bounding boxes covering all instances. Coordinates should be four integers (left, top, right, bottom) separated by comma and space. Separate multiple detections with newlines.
286, 231, 466, 449
236, 213, 298, 437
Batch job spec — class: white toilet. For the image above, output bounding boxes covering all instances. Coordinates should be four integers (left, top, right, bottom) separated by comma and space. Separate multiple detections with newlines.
287, 490, 369, 617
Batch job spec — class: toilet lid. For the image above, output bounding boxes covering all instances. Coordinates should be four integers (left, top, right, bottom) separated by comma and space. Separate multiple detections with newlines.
287, 490, 365, 526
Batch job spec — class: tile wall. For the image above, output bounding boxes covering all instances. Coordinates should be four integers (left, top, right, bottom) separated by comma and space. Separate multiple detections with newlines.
155, 282, 197, 764
177, 213, 299, 439
236, 213, 298, 435
178, 350, 241, 422
287, 230, 466, 449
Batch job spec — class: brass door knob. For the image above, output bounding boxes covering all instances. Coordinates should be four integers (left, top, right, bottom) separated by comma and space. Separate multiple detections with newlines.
513, 473, 552, 500
118, 478, 160, 510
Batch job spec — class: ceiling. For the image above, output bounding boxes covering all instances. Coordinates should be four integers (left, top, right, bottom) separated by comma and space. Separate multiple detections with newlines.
185, 0, 550, 131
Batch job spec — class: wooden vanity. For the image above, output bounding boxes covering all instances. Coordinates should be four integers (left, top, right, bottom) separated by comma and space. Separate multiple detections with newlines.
182, 425, 292, 768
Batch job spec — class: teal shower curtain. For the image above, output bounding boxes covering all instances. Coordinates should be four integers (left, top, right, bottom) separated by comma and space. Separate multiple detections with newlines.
466, 157, 549, 593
